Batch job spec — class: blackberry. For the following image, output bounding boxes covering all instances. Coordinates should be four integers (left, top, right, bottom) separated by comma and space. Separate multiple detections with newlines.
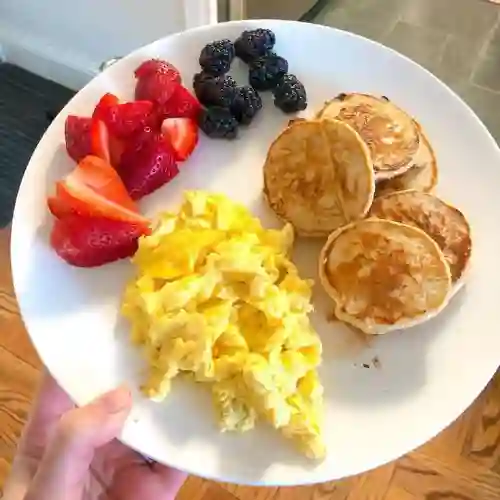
193, 72, 237, 108
230, 86, 263, 125
199, 38, 235, 75
248, 52, 288, 91
272, 74, 307, 114
234, 28, 276, 63
198, 107, 239, 139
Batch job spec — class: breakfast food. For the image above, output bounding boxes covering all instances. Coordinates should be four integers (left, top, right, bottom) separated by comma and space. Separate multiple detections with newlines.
248, 52, 289, 91
234, 28, 276, 63
369, 191, 471, 284
134, 59, 182, 104
319, 219, 452, 335
195, 28, 307, 139
122, 191, 325, 459
317, 93, 420, 180
375, 122, 438, 197
272, 74, 307, 113
264, 119, 374, 236
48, 156, 151, 267
199, 39, 235, 75
198, 107, 239, 139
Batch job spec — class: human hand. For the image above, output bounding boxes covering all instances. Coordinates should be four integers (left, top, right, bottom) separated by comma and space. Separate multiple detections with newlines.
3, 372, 187, 500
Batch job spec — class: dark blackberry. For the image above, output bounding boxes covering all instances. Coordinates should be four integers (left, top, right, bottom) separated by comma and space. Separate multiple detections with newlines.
230, 86, 263, 125
193, 72, 237, 108
248, 52, 288, 91
199, 38, 235, 75
198, 107, 239, 139
272, 74, 307, 114
234, 29, 276, 63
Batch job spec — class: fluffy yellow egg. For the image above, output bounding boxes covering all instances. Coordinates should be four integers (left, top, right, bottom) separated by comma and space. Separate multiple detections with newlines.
121, 190, 325, 459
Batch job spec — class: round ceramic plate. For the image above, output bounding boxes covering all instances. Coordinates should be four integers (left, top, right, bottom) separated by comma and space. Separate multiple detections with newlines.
11, 20, 500, 486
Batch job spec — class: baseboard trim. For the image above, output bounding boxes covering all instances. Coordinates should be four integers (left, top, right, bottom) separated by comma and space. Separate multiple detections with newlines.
0, 22, 97, 90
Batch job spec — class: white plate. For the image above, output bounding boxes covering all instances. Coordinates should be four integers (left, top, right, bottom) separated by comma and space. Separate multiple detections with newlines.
11, 20, 500, 486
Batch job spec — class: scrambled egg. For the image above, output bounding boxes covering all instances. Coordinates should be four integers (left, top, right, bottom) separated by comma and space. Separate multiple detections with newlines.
121, 191, 325, 459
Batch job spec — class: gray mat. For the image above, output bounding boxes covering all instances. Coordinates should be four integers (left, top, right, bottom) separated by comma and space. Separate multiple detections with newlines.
0, 64, 74, 227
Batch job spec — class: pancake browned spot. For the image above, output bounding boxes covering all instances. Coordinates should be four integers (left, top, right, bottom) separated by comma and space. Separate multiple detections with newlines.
369, 190, 471, 283
263, 118, 375, 237
319, 219, 452, 335
316, 93, 420, 181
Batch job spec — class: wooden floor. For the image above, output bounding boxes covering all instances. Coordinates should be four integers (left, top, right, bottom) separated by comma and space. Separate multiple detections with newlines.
1, 227, 499, 499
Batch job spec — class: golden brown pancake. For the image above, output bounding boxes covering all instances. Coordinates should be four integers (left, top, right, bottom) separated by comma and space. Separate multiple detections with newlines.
319, 219, 452, 335
316, 93, 420, 181
263, 119, 375, 237
375, 121, 438, 197
369, 191, 471, 284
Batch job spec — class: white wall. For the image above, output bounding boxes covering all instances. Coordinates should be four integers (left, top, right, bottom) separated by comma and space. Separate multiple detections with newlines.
0, 0, 217, 90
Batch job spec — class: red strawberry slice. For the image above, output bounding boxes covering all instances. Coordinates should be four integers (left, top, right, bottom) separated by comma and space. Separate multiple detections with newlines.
91, 119, 112, 164
47, 195, 75, 219
134, 59, 181, 82
119, 131, 179, 200
98, 101, 154, 138
159, 84, 201, 120
161, 118, 198, 161
51, 215, 143, 267
65, 116, 92, 162
90, 118, 125, 167
53, 156, 150, 229
93, 93, 120, 121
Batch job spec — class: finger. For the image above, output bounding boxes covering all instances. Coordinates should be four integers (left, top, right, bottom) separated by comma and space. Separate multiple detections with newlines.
19, 370, 75, 459
24, 385, 132, 500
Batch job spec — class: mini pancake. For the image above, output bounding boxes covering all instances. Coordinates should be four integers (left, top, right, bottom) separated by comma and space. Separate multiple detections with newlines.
369, 191, 471, 285
316, 93, 420, 181
375, 121, 438, 197
319, 219, 452, 335
263, 119, 375, 237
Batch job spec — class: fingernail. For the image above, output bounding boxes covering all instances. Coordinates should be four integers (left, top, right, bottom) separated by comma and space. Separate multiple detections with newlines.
97, 385, 132, 414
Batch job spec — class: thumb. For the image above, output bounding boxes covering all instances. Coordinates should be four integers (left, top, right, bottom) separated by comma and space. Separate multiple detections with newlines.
25, 385, 132, 500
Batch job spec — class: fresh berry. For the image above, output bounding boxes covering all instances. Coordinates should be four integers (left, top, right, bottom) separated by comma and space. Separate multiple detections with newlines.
193, 72, 237, 108
90, 119, 125, 167
234, 29, 276, 63
134, 59, 181, 82
199, 39, 235, 75
161, 118, 199, 161
248, 52, 288, 91
119, 130, 179, 200
198, 107, 238, 139
93, 93, 120, 121
158, 84, 202, 120
135, 72, 180, 105
98, 101, 153, 138
230, 86, 262, 125
53, 156, 149, 228
272, 74, 307, 113
65, 116, 92, 163
51, 215, 144, 267
47, 195, 75, 219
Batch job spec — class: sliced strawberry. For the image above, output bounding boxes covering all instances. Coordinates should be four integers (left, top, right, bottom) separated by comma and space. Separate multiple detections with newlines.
161, 118, 198, 161
91, 119, 111, 164
47, 196, 75, 219
93, 93, 120, 121
53, 156, 150, 229
65, 116, 92, 162
134, 59, 181, 82
119, 131, 179, 200
51, 215, 143, 267
135, 73, 179, 105
159, 84, 201, 120
98, 101, 153, 139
